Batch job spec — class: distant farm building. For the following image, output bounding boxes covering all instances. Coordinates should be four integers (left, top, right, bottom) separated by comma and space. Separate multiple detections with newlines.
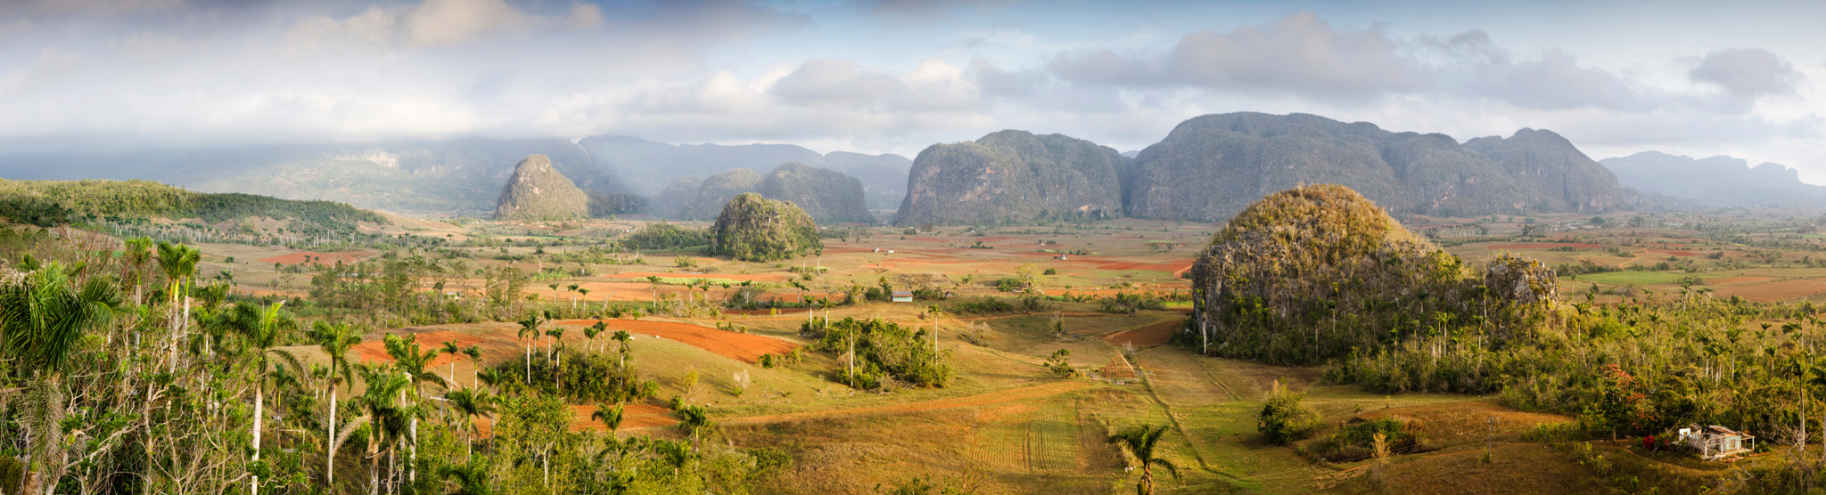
1679, 425, 1754, 460
891, 291, 914, 303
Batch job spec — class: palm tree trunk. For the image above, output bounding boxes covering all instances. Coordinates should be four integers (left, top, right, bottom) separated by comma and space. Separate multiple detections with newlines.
252, 385, 263, 495
369, 440, 380, 495
327, 388, 337, 487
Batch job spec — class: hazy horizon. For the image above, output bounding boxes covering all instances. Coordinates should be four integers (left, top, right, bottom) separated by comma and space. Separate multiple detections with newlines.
2, 0, 1822, 180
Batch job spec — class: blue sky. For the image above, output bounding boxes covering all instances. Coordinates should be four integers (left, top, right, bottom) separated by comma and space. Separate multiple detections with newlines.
2, 0, 1822, 180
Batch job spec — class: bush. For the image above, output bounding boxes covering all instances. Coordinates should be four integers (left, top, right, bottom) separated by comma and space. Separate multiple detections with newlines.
1258, 383, 1319, 445
1301, 418, 1421, 462
802, 317, 949, 389
625, 222, 710, 251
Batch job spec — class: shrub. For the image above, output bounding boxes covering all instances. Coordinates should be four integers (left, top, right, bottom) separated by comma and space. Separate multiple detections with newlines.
1258, 382, 1319, 445
625, 222, 710, 251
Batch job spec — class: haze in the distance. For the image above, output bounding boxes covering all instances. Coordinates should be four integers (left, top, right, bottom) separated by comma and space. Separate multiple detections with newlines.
1, 0, 1821, 181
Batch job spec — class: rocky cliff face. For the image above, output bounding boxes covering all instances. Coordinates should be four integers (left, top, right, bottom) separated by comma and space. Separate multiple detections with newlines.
1121, 113, 1632, 221
894, 130, 1125, 225
1462, 128, 1632, 212
493, 154, 590, 221
759, 163, 872, 223
1601, 151, 1826, 209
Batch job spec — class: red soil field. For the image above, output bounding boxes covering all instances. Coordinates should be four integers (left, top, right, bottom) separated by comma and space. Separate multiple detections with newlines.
258, 250, 372, 266
570, 403, 677, 431
551, 319, 797, 364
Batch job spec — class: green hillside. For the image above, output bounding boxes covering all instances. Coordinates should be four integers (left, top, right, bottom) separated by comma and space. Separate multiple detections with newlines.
0, 178, 384, 229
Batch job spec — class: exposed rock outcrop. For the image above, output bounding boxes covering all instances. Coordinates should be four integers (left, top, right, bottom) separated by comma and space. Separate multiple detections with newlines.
493, 154, 589, 221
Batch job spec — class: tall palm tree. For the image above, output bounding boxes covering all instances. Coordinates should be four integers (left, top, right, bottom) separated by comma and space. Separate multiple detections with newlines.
441, 340, 463, 385
463, 346, 482, 388
0, 262, 118, 495
123, 236, 153, 306
583, 321, 606, 354
612, 330, 632, 368
516, 314, 542, 384
546, 327, 567, 390
577, 287, 591, 312
567, 283, 580, 309
444, 388, 495, 461
234, 301, 298, 495
311, 321, 361, 487
383, 334, 446, 486
155, 241, 199, 371
1108, 424, 1180, 495
354, 365, 409, 495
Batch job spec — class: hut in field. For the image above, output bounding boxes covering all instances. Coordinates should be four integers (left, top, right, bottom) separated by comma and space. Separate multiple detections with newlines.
1678, 425, 1754, 460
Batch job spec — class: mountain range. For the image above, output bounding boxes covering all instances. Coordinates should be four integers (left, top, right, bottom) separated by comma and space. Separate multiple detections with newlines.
896, 112, 1637, 225
4, 113, 1815, 223
0, 136, 907, 217
1600, 151, 1826, 210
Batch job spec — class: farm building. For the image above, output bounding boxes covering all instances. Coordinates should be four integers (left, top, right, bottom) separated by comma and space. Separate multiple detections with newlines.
891, 291, 914, 303
1679, 425, 1754, 460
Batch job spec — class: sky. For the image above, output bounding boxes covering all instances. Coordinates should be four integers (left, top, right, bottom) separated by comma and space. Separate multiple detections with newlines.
2, 0, 1823, 181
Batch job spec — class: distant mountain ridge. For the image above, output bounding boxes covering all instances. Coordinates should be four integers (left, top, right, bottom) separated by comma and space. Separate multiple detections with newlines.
1600, 151, 1826, 209
896, 112, 1637, 224
656, 163, 872, 224
0, 136, 907, 217
577, 136, 910, 210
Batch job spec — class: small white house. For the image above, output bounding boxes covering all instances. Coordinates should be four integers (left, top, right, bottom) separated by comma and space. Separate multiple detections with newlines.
891, 290, 914, 303
1679, 425, 1754, 460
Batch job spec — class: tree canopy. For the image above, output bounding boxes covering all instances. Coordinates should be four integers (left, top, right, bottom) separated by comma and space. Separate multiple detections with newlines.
709, 193, 822, 262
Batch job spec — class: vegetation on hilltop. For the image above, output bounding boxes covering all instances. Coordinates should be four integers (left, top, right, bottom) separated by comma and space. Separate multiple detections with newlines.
709, 193, 821, 262
1189, 184, 1556, 364
0, 178, 383, 229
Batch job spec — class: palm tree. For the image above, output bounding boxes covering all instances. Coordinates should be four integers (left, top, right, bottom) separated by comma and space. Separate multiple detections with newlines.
612, 330, 632, 368
441, 340, 463, 385
156, 242, 200, 371
438, 459, 495, 495
577, 287, 591, 312
593, 402, 625, 432
516, 313, 542, 384
463, 346, 482, 387
384, 334, 446, 486
0, 262, 118, 495
1108, 424, 1180, 495
311, 321, 361, 488
546, 326, 567, 390
444, 388, 495, 461
354, 365, 409, 495
583, 321, 606, 354
235, 301, 298, 495
567, 283, 580, 309
123, 236, 153, 306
